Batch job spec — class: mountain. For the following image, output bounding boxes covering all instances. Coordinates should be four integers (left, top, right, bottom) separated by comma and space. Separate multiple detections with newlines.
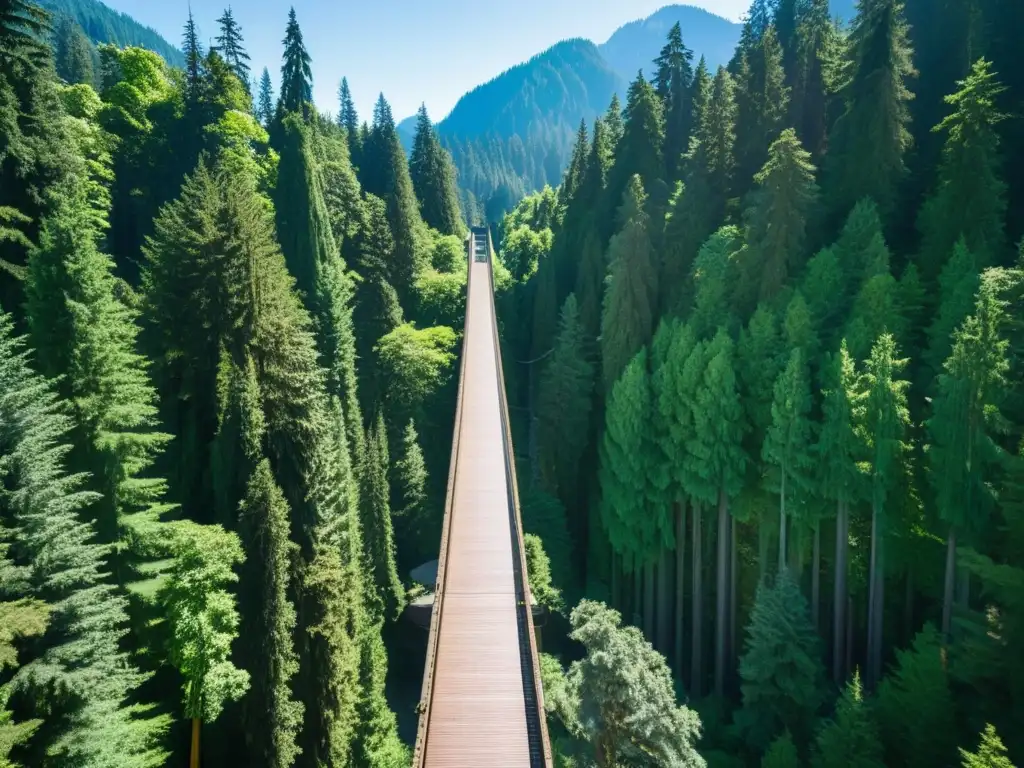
598, 5, 741, 81
40, 0, 185, 68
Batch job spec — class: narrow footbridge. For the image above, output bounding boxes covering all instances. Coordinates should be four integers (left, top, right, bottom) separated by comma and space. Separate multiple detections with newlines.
412, 228, 552, 767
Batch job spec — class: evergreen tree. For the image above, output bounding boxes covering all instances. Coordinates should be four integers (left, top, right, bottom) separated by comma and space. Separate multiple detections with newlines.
792, 0, 841, 157
256, 67, 274, 127
959, 724, 1015, 768
762, 731, 799, 768
361, 93, 426, 307
390, 419, 430, 566
53, 14, 93, 86
690, 226, 741, 339
359, 411, 404, 623
0, 310, 169, 767
26, 173, 173, 587
274, 114, 363, 457
215, 7, 251, 93
604, 92, 624, 151
813, 344, 865, 683
925, 238, 981, 379
858, 333, 910, 689
279, 8, 312, 116
917, 58, 1008, 283
537, 294, 593, 504
409, 104, 462, 236
736, 571, 825, 751
338, 76, 358, 137
558, 119, 589, 210
653, 22, 696, 180
182, 10, 204, 108
238, 460, 303, 768
811, 671, 884, 768
159, 522, 250, 768
927, 281, 1008, 637
740, 128, 819, 306
564, 601, 705, 768
763, 347, 816, 572
876, 625, 956, 768
734, 24, 791, 191
825, 0, 915, 223
600, 175, 658, 391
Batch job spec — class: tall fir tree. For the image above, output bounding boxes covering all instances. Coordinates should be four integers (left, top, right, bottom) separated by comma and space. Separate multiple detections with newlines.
337, 77, 362, 165
824, 0, 916, 224
359, 411, 404, 623
653, 22, 696, 180
811, 671, 884, 768
791, 0, 841, 157
279, 8, 312, 116
734, 24, 791, 192
182, 10, 204, 108
256, 67, 274, 127
53, 14, 93, 86
408, 104, 462, 236
215, 6, 251, 93
600, 175, 658, 391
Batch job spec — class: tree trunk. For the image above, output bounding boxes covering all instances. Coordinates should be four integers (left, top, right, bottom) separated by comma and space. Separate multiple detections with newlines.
190, 717, 201, 768
611, 551, 620, 613
729, 515, 737, 693
867, 503, 878, 688
942, 528, 956, 639
675, 502, 686, 677
832, 500, 848, 683
758, 508, 769, 583
657, 547, 671, 653
957, 563, 970, 610
778, 469, 787, 572
632, 562, 641, 627
812, 521, 821, 630
645, 559, 657, 640
867, 504, 885, 689
691, 502, 703, 697
714, 490, 729, 698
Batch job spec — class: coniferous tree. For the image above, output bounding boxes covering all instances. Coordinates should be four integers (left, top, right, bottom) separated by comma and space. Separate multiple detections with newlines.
564, 601, 705, 768
690, 226, 741, 339
558, 119, 589, 210
537, 294, 593, 506
959, 724, 1015, 768
917, 58, 1008, 283
256, 67, 274, 127
279, 8, 312, 116
762, 731, 799, 768
792, 0, 841, 157
361, 93, 426, 307
734, 24, 791, 191
215, 7, 251, 93
409, 104, 462, 236
813, 344, 865, 682
876, 625, 956, 768
824, 0, 915, 224
925, 238, 981, 380
736, 571, 824, 751
182, 10, 204, 108
600, 175, 657, 391
604, 92, 624, 151
811, 671, 884, 768
337, 77, 362, 166
927, 281, 1008, 637
740, 128, 819, 306
858, 333, 911, 689
390, 419, 430, 566
0, 310, 169, 768
274, 113, 363, 457
53, 14, 93, 86
359, 411, 404, 623
653, 22, 695, 180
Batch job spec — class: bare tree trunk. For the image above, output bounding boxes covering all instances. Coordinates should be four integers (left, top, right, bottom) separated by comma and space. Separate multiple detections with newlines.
778, 469, 787, 572
941, 528, 956, 639
812, 521, 821, 630
867, 503, 878, 688
845, 595, 853, 679
611, 550, 620, 613
190, 717, 201, 768
644, 559, 656, 639
675, 502, 686, 677
729, 515, 738, 693
657, 547, 671, 653
833, 500, 848, 683
691, 502, 703, 697
714, 490, 729, 698
867, 506, 885, 689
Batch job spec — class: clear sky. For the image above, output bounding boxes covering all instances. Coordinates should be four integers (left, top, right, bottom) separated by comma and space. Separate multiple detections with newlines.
98, 0, 748, 123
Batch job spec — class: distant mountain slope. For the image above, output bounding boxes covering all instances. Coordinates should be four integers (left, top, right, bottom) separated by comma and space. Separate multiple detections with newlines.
40, 0, 185, 67
598, 5, 741, 79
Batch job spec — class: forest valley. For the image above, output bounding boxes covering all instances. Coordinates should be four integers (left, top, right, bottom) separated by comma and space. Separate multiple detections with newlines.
0, 0, 1021, 766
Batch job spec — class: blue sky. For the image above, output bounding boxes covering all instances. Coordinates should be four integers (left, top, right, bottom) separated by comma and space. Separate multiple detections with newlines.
99, 0, 748, 123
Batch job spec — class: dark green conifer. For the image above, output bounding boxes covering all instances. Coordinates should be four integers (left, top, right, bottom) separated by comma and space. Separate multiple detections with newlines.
824, 0, 915, 223
812, 671, 884, 768
409, 104, 462, 236
279, 8, 312, 116
359, 412, 404, 622
734, 24, 791, 191
653, 22, 695, 180
53, 14, 93, 86
762, 731, 799, 768
959, 724, 1015, 768
215, 7, 251, 93
390, 419, 430, 566
791, 0, 841, 157
257, 67, 274, 127
182, 10, 204, 107
600, 175, 658, 391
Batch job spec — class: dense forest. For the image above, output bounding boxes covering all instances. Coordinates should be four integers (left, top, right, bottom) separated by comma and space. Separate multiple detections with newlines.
2, 0, 1024, 766
497, 0, 1024, 766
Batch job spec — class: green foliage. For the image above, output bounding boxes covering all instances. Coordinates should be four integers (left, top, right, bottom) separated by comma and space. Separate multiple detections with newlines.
601, 175, 658, 390
734, 25, 791, 189
876, 625, 956, 768
811, 671, 884, 768
565, 601, 706, 767
814, 344, 865, 506
524, 533, 564, 616
736, 571, 824, 751
0, 310, 169, 767
373, 322, 457, 419
279, 8, 311, 115
214, 7, 250, 93
959, 724, 1016, 768
160, 521, 249, 723
409, 104, 462, 236
501, 224, 553, 283
360, 412, 404, 622
761, 731, 799, 768
390, 419, 431, 567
